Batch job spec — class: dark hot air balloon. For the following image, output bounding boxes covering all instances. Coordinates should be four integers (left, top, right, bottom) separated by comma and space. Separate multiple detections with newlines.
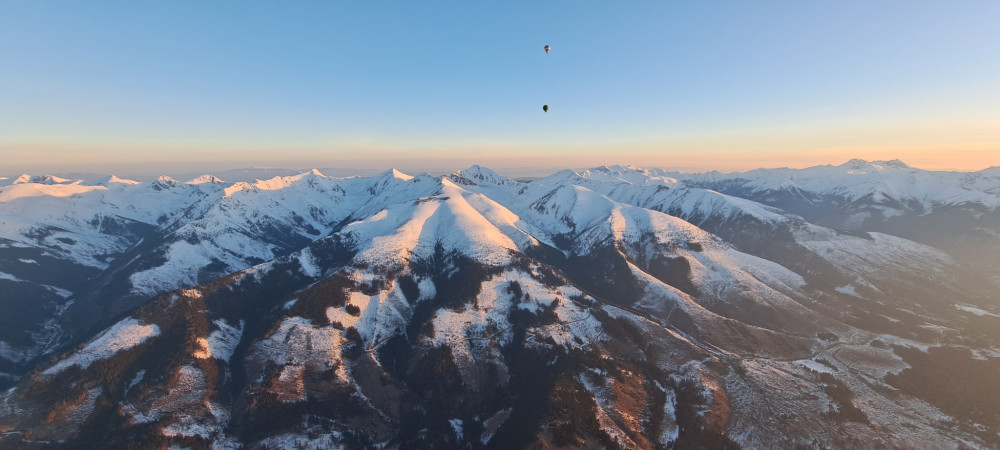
542, 46, 551, 113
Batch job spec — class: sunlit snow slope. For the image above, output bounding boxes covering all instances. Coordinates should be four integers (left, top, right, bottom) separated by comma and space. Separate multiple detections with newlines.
1, 160, 998, 448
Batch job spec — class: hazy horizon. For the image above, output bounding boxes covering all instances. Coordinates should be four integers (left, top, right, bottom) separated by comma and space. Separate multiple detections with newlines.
2, 157, 997, 184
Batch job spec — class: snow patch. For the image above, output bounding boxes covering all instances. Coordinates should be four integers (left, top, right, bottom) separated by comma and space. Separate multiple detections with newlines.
955, 304, 1000, 318
575, 370, 638, 448
654, 381, 679, 446
194, 319, 244, 362
797, 359, 836, 374
250, 317, 345, 382
479, 407, 512, 445
298, 248, 322, 277
256, 431, 345, 449
44, 317, 160, 374
417, 277, 436, 301
126, 369, 146, 394
43, 284, 73, 298
63, 387, 102, 424
0, 272, 20, 282
449, 418, 464, 441
835, 285, 861, 297
158, 365, 231, 441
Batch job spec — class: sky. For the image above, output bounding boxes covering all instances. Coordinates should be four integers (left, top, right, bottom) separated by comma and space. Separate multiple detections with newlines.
1, 1, 998, 176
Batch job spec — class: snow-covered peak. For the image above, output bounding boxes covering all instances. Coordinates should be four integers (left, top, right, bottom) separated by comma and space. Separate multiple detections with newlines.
458, 165, 506, 182
532, 169, 583, 188
39, 174, 62, 184
579, 165, 681, 187
108, 175, 140, 185
222, 182, 256, 198
454, 165, 521, 190
364, 168, 415, 196
878, 159, 910, 169
366, 168, 412, 183
227, 169, 337, 195
649, 159, 999, 210
978, 166, 1000, 176
527, 167, 791, 226
592, 164, 644, 175
344, 181, 540, 268
295, 168, 328, 178
840, 158, 911, 174
12, 174, 78, 185
520, 182, 721, 252
186, 174, 226, 185
390, 168, 412, 180
528, 184, 617, 234
85, 175, 141, 187
150, 176, 180, 191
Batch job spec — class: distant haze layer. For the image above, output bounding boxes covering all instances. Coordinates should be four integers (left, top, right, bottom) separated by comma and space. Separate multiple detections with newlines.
1, 157, 996, 184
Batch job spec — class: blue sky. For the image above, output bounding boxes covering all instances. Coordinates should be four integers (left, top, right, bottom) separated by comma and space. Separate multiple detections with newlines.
1, 1, 998, 175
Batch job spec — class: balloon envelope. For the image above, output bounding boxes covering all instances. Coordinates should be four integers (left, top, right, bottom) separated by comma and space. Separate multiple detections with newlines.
542, 105, 549, 112
544, 45, 550, 54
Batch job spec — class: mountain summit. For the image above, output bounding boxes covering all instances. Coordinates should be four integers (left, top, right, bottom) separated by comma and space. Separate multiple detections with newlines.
0, 163, 998, 448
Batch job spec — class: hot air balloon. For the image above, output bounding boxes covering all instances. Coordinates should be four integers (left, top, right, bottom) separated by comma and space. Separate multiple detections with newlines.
543, 105, 549, 113
544, 45, 551, 54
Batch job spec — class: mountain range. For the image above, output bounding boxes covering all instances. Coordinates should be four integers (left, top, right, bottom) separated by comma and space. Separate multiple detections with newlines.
0, 159, 998, 448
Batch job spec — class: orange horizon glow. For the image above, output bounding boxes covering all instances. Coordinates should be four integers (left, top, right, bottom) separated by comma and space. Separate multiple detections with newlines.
1, 138, 996, 177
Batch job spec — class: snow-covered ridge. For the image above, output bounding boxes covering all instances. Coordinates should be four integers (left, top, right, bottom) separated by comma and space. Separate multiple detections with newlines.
4, 161, 1000, 448
0, 183, 107, 203
2, 160, 995, 303
654, 158, 1000, 209
9, 158, 993, 208
12, 174, 80, 185
530, 167, 788, 226
84, 175, 141, 186
344, 180, 536, 268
